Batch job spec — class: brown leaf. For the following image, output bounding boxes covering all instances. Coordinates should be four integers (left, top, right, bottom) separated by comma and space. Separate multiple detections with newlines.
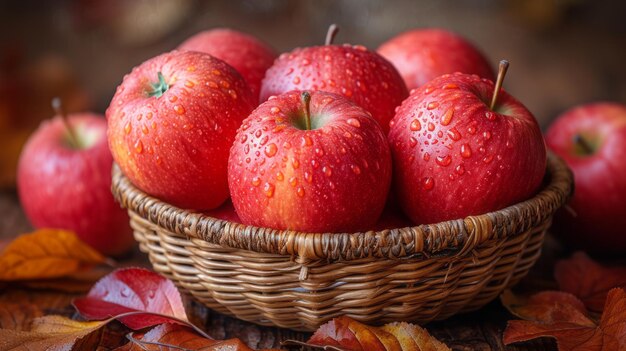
555, 251, 626, 312
500, 290, 594, 326
287, 316, 450, 351
0, 303, 42, 331
503, 288, 626, 351
20, 266, 112, 293
73, 268, 189, 330
116, 323, 280, 351
0, 229, 107, 281
0, 315, 108, 351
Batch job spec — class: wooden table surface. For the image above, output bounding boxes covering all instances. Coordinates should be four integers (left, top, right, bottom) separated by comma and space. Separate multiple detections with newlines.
0, 189, 558, 350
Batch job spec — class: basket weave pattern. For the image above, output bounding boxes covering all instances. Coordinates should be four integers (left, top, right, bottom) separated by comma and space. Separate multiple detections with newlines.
112, 154, 572, 331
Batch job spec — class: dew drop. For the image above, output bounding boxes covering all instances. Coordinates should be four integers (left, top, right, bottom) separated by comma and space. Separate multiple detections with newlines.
260, 135, 269, 146
301, 135, 312, 146
282, 141, 291, 149
443, 83, 458, 90
423, 152, 431, 161
468, 126, 476, 134
243, 144, 250, 154
436, 155, 452, 167
251, 177, 261, 186
255, 129, 262, 138
323, 166, 332, 177
220, 80, 230, 88
485, 111, 496, 121
146, 112, 153, 120
440, 109, 454, 126
168, 95, 178, 103
263, 182, 275, 197
174, 105, 185, 115
296, 186, 305, 197
142, 124, 149, 134
455, 164, 465, 175
424, 86, 434, 94
289, 177, 298, 187
240, 135, 248, 143
305, 171, 313, 183
427, 102, 439, 110
124, 122, 132, 134
409, 137, 418, 147
134, 140, 143, 154
293, 76, 301, 85
422, 177, 434, 190
264, 143, 277, 157
184, 80, 194, 88
461, 144, 472, 158
483, 131, 492, 140
270, 106, 280, 114
347, 118, 361, 127
483, 155, 494, 164
276, 171, 284, 181
428, 122, 435, 131
410, 119, 421, 131
292, 159, 300, 169
301, 58, 311, 66
351, 165, 361, 175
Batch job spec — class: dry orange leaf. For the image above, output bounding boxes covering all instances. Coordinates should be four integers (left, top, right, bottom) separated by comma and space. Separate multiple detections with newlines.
503, 288, 626, 351
0, 303, 42, 331
0, 315, 108, 351
555, 251, 626, 313
117, 323, 280, 351
286, 316, 450, 351
0, 228, 107, 281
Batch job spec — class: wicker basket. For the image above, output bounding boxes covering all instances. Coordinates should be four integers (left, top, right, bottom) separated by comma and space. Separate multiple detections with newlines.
111, 153, 572, 332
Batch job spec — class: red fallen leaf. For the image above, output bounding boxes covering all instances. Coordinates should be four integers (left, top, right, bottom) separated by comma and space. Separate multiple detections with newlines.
500, 290, 594, 327
285, 316, 450, 351
503, 288, 626, 351
116, 323, 280, 351
555, 251, 626, 312
73, 267, 189, 330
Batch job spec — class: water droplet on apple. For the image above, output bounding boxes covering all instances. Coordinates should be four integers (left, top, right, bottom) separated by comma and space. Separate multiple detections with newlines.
485, 111, 496, 121
293, 76, 301, 84
347, 118, 361, 128
292, 159, 300, 169
184, 80, 194, 88
483, 131, 492, 140
124, 122, 132, 135
468, 126, 476, 134
259, 135, 269, 146
142, 124, 149, 134
436, 155, 452, 167
301, 135, 312, 146
289, 177, 298, 187
134, 140, 143, 154
305, 171, 313, 183
296, 186, 305, 197
410, 119, 421, 131
409, 137, 418, 147
254, 129, 262, 138
251, 177, 261, 186
443, 83, 458, 90
455, 164, 465, 175
174, 105, 185, 115
323, 166, 332, 177
424, 86, 434, 94
461, 144, 472, 158
483, 155, 494, 164
422, 177, 434, 190
264, 143, 277, 157
351, 165, 361, 175
275, 171, 284, 181
270, 107, 280, 114
428, 122, 435, 131
263, 182, 275, 197
427, 102, 439, 110
423, 152, 431, 161
245, 157, 251, 164
220, 80, 230, 89
440, 109, 454, 126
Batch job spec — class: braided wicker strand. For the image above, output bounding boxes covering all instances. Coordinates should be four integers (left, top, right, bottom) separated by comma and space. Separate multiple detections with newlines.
112, 153, 572, 331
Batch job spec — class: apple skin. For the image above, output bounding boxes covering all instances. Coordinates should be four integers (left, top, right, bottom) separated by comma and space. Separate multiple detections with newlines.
388, 72, 546, 224
17, 114, 134, 256
107, 50, 256, 210
545, 102, 626, 255
378, 28, 494, 91
260, 44, 408, 134
178, 28, 277, 102
228, 90, 392, 232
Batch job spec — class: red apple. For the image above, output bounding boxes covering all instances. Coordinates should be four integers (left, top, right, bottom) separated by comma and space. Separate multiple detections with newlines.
378, 28, 494, 90
178, 28, 277, 102
17, 113, 134, 256
260, 27, 407, 134
545, 102, 626, 255
388, 70, 546, 224
203, 200, 241, 223
107, 50, 256, 210
228, 90, 392, 232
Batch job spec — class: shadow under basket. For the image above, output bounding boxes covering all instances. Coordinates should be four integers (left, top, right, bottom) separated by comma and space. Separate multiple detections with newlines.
111, 153, 573, 332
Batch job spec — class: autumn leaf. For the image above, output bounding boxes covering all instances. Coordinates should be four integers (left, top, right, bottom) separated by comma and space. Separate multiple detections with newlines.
73, 267, 189, 330
116, 323, 280, 351
500, 290, 594, 326
503, 288, 626, 351
20, 266, 112, 293
0, 229, 107, 281
0, 315, 108, 351
0, 303, 42, 331
555, 251, 626, 312
285, 316, 450, 351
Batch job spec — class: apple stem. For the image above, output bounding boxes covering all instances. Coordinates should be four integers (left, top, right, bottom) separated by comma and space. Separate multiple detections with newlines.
52, 97, 80, 149
301, 91, 312, 131
573, 134, 594, 154
149, 72, 169, 98
489, 60, 510, 110
325, 24, 339, 45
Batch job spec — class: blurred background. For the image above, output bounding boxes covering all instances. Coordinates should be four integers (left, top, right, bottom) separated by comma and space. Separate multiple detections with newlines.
1, 0, 625, 187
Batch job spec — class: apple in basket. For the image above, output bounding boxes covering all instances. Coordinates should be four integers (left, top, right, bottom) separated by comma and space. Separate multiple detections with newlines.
260, 24, 408, 134
378, 28, 494, 90
545, 102, 626, 255
178, 28, 277, 102
388, 61, 547, 224
228, 90, 392, 232
107, 50, 256, 210
17, 99, 134, 256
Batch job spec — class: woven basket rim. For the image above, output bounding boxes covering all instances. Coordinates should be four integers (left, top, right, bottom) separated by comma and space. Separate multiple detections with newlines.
111, 152, 573, 262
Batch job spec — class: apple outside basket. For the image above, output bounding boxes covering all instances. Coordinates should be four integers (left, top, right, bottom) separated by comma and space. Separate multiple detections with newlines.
111, 152, 573, 332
